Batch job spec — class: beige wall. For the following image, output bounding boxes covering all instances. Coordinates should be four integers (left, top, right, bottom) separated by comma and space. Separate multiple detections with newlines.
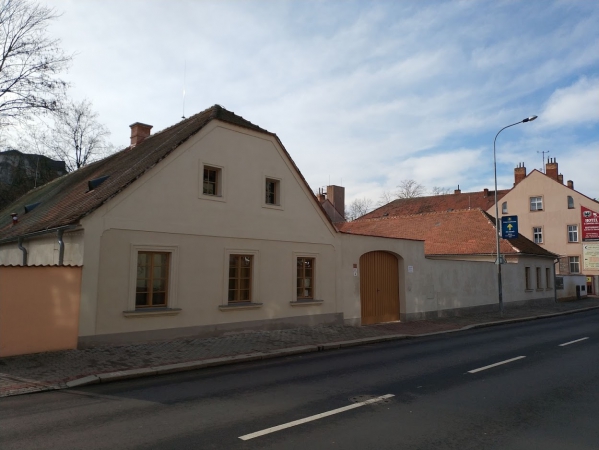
0, 266, 81, 356
489, 171, 598, 276
0, 231, 84, 266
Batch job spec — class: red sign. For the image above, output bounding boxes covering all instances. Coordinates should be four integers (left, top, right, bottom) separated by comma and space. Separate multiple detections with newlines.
582, 205, 599, 241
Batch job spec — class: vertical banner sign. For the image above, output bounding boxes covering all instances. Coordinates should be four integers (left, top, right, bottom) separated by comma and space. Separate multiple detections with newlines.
583, 243, 599, 270
581, 206, 599, 241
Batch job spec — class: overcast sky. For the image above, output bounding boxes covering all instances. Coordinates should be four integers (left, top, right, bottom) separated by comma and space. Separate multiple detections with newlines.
44, 0, 598, 203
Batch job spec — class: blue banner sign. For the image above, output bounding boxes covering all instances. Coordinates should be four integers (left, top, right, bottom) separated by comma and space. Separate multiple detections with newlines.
501, 215, 519, 239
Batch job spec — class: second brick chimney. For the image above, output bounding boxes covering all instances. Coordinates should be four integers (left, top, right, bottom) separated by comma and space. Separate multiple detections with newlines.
545, 157, 559, 181
130, 122, 153, 146
514, 162, 526, 185
327, 185, 345, 219
567, 180, 574, 189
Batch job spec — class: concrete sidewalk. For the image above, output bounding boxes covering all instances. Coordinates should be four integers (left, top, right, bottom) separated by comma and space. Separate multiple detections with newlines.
1, 297, 598, 397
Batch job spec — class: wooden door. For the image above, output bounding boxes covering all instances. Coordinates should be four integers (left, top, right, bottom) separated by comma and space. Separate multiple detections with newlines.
360, 251, 400, 325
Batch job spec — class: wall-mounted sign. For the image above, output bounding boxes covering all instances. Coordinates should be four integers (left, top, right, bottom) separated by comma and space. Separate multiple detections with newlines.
581, 206, 599, 241
501, 215, 519, 239
583, 243, 599, 270
408, 265, 414, 273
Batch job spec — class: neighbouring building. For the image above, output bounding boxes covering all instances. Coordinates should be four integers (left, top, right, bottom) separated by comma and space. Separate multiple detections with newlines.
489, 159, 599, 294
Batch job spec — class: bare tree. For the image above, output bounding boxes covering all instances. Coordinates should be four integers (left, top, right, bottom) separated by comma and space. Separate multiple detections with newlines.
18, 99, 113, 171
0, 0, 71, 127
345, 197, 373, 221
46, 99, 113, 170
376, 190, 397, 206
395, 179, 426, 199
431, 186, 451, 195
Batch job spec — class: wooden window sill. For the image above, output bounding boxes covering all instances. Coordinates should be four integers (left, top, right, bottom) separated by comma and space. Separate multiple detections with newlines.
123, 308, 182, 318
219, 302, 263, 311
290, 300, 323, 306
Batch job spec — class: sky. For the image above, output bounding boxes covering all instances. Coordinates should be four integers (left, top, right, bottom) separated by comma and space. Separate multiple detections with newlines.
39, 0, 599, 204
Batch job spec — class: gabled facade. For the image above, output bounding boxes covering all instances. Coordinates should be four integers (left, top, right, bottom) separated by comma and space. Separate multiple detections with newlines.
488, 159, 599, 293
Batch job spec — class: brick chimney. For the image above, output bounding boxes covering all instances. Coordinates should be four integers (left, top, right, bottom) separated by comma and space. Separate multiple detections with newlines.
545, 157, 558, 181
454, 185, 461, 194
557, 174, 564, 184
326, 185, 345, 218
316, 187, 326, 203
130, 122, 153, 146
567, 180, 574, 189
514, 162, 526, 185
483, 188, 489, 197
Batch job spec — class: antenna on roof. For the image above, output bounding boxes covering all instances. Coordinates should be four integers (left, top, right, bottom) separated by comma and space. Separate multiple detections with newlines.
537, 150, 549, 173
181, 60, 187, 119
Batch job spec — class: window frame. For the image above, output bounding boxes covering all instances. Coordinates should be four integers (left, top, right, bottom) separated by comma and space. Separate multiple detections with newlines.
567, 224, 579, 243
199, 161, 226, 202
545, 268, 552, 289
568, 256, 580, 274
127, 244, 179, 312
296, 257, 315, 300
536, 267, 542, 290
567, 195, 574, 209
228, 254, 254, 303
530, 196, 543, 211
525, 266, 532, 291
222, 249, 260, 306
532, 226, 543, 244
501, 201, 508, 214
263, 175, 283, 210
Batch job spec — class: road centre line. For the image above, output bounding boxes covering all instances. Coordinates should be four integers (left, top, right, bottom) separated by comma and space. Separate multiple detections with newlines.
468, 356, 526, 374
559, 337, 589, 347
239, 394, 395, 440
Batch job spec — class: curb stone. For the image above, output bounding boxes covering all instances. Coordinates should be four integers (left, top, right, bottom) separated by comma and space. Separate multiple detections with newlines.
50, 305, 599, 390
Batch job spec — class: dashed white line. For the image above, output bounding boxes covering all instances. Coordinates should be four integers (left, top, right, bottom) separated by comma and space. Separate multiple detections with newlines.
467, 356, 526, 374
238, 394, 395, 440
559, 337, 589, 347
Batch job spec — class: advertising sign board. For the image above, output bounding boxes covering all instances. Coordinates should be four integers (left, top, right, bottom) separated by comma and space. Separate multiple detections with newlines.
583, 243, 599, 270
581, 206, 599, 241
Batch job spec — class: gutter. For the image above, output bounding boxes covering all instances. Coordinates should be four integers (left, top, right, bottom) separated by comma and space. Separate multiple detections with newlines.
0, 225, 80, 266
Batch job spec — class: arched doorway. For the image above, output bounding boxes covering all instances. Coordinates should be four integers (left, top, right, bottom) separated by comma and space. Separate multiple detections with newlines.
360, 251, 400, 325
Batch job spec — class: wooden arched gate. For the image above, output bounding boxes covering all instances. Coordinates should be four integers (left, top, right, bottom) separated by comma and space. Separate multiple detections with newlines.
359, 251, 400, 325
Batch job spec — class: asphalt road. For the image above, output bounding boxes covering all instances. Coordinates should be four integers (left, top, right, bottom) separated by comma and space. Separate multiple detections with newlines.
2, 310, 598, 450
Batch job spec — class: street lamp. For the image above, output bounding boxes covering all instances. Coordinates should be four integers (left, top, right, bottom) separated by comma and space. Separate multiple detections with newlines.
493, 115, 538, 314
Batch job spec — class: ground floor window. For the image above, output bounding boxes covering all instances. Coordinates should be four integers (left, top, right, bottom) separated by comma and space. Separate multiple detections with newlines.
546, 268, 552, 289
525, 267, 531, 290
568, 256, 580, 274
228, 255, 253, 302
297, 257, 315, 299
536, 267, 542, 289
136, 252, 170, 308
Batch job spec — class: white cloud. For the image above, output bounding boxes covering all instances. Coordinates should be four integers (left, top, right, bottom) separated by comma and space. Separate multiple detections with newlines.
540, 77, 599, 127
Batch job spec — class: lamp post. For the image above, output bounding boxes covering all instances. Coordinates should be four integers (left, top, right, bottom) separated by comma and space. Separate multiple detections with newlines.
493, 115, 537, 314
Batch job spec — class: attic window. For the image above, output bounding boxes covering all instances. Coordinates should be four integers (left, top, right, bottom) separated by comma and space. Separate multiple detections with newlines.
88, 175, 110, 191
24, 202, 41, 213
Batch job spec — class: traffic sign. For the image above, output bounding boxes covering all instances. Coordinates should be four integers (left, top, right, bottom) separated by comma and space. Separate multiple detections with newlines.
501, 215, 518, 239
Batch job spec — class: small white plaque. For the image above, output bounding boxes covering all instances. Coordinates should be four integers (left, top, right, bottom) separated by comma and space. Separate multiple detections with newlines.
353, 268, 358, 276
408, 266, 414, 273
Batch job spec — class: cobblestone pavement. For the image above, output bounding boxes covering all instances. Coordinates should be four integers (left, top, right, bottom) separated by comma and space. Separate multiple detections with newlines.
1, 297, 598, 397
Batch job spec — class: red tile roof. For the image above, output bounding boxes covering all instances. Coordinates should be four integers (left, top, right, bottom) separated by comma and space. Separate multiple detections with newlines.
0, 105, 333, 241
361, 189, 510, 219
338, 208, 556, 258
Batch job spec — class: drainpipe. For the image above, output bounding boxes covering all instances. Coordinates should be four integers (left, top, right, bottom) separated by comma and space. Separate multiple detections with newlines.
17, 237, 28, 266
553, 258, 558, 303
57, 229, 65, 266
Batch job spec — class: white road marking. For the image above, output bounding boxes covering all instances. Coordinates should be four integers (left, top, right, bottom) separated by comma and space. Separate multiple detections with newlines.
238, 394, 395, 440
559, 337, 589, 347
468, 356, 526, 374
